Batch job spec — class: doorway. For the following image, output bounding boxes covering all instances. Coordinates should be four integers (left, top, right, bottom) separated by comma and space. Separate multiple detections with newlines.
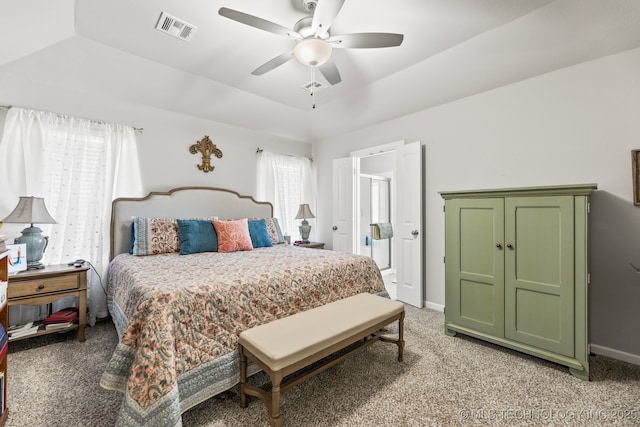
356, 150, 397, 298
332, 140, 423, 307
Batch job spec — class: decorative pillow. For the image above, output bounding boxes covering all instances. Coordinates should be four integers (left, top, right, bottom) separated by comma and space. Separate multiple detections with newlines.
212, 218, 253, 253
250, 218, 285, 244
129, 222, 135, 254
177, 219, 218, 255
132, 217, 180, 255
248, 219, 273, 248
267, 218, 286, 244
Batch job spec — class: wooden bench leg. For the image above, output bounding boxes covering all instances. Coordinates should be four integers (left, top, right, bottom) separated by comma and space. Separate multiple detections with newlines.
379, 311, 405, 362
269, 371, 283, 427
239, 345, 248, 408
398, 310, 405, 362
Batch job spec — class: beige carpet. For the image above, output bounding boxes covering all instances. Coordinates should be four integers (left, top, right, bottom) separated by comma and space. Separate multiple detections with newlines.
6, 306, 640, 426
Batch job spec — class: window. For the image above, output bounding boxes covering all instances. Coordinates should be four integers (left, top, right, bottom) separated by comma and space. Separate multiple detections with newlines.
0, 107, 143, 324
256, 150, 316, 240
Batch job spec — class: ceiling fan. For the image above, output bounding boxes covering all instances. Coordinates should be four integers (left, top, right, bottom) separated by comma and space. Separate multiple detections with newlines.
218, 0, 404, 86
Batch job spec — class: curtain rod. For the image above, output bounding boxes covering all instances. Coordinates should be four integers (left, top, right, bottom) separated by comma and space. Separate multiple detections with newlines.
256, 147, 313, 162
0, 104, 144, 134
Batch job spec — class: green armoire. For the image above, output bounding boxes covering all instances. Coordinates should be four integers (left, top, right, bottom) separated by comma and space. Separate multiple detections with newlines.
440, 184, 596, 380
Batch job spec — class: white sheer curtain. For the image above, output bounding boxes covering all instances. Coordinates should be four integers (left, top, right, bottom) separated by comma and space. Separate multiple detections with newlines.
0, 107, 143, 325
256, 150, 316, 240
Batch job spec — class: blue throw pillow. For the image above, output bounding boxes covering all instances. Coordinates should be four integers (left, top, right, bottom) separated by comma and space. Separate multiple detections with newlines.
177, 219, 218, 255
248, 219, 273, 248
129, 222, 135, 254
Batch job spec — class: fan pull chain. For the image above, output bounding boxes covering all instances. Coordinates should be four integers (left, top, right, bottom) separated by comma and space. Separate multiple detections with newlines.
311, 66, 316, 109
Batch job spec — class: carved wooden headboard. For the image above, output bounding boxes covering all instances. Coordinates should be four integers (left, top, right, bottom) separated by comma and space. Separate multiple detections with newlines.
110, 187, 273, 260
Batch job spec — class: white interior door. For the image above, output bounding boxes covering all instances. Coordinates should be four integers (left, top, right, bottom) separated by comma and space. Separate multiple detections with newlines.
395, 141, 423, 307
332, 157, 354, 253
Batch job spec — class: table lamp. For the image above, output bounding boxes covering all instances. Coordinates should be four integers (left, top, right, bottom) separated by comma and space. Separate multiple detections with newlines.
295, 203, 315, 244
2, 196, 56, 270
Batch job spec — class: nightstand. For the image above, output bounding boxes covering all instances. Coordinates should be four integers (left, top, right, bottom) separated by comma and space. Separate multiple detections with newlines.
296, 242, 325, 249
8, 264, 88, 342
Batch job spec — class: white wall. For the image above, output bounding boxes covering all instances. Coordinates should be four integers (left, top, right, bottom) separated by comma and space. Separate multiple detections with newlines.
314, 47, 640, 361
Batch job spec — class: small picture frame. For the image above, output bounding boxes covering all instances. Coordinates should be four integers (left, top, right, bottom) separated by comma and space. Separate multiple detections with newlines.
7, 243, 27, 274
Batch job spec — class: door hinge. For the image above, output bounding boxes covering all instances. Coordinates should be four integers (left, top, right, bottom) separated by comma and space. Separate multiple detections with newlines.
587, 202, 591, 214
443, 256, 446, 263
587, 273, 591, 285
443, 205, 445, 213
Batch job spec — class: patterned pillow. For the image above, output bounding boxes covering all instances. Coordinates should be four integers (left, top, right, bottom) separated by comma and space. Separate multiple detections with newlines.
212, 218, 253, 253
132, 217, 180, 255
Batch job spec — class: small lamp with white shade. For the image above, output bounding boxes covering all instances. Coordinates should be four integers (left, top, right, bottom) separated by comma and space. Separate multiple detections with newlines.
295, 203, 315, 244
1, 196, 56, 270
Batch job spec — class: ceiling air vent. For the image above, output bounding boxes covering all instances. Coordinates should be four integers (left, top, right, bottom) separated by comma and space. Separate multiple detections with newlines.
155, 12, 197, 42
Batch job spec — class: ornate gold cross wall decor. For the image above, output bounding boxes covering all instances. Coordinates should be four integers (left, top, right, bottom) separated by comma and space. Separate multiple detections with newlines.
189, 135, 223, 173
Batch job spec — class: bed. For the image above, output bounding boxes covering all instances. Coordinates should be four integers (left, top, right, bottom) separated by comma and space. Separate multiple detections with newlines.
99, 187, 387, 427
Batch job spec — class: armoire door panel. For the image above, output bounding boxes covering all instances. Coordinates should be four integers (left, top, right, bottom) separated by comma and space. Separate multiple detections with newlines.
512, 206, 563, 286
505, 196, 574, 357
445, 198, 504, 336
514, 288, 562, 342
460, 279, 497, 326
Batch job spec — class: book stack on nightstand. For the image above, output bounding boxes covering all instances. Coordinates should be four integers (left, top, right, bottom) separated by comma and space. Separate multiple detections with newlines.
44, 307, 79, 331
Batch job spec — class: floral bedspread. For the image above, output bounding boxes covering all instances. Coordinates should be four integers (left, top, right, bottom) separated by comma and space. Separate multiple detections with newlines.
100, 245, 386, 427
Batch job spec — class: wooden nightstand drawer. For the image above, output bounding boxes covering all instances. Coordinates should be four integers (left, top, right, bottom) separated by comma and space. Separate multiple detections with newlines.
9, 273, 81, 298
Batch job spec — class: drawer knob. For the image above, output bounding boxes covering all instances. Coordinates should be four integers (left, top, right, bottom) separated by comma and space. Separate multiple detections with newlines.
38, 284, 45, 290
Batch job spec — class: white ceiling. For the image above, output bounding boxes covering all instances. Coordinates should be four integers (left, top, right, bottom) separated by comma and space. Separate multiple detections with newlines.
3, 0, 640, 142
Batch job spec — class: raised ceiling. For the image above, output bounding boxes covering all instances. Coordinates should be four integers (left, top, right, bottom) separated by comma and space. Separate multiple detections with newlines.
3, 0, 640, 142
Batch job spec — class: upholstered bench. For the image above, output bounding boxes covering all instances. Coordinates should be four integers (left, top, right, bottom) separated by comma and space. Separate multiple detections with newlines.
238, 292, 405, 427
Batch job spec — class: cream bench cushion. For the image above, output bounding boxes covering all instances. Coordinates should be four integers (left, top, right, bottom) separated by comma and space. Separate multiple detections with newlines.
239, 292, 404, 372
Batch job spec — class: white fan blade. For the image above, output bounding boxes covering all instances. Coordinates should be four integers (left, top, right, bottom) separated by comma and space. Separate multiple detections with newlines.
219, 7, 302, 40
328, 33, 404, 48
319, 59, 341, 85
251, 51, 294, 76
311, 0, 346, 36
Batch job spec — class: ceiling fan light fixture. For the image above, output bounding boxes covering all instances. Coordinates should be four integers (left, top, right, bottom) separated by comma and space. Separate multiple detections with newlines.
294, 38, 332, 67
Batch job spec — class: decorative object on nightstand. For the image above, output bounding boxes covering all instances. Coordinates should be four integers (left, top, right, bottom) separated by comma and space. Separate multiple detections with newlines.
1, 197, 56, 270
295, 203, 315, 244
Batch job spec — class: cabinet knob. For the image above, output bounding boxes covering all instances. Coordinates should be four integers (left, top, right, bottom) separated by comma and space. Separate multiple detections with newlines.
332, 226, 338, 231
507, 243, 514, 249
496, 243, 503, 249
38, 284, 45, 290
411, 230, 419, 236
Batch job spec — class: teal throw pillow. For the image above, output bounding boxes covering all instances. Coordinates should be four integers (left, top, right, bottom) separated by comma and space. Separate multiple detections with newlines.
248, 219, 273, 248
177, 219, 218, 255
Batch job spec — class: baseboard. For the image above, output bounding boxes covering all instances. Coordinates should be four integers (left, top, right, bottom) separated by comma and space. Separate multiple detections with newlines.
424, 301, 444, 312
590, 344, 640, 366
